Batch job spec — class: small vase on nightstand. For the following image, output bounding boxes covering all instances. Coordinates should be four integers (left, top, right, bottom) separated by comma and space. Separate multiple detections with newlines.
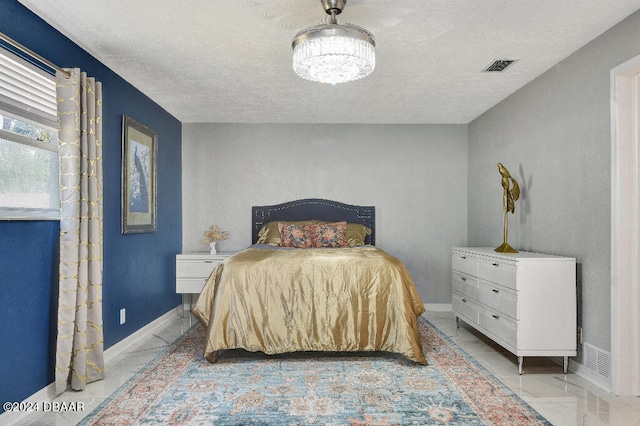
209, 241, 217, 255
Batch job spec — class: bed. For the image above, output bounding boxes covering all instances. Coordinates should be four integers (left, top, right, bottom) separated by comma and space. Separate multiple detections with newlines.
192, 198, 427, 365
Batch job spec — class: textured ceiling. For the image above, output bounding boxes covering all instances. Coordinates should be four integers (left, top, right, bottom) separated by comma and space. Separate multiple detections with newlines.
18, 0, 640, 124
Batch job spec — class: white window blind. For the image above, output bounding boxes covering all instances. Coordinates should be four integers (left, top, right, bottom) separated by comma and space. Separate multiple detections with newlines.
0, 47, 59, 220
0, 48, 56, 127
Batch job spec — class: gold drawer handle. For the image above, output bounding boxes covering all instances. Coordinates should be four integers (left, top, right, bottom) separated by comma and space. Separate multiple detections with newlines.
204, 260, 214, 263
461, 298, 467, 303
491, 262, 499, 267
461, 277, 467, 282
492, 288, 499, 293
492, 314, 500, 319
461, 255, 467, 259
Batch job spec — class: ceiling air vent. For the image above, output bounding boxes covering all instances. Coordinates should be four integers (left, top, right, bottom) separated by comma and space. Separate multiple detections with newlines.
483, 60, 516, 72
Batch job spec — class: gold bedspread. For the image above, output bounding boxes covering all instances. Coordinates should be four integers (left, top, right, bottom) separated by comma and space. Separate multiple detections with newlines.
192, 246, 427, 365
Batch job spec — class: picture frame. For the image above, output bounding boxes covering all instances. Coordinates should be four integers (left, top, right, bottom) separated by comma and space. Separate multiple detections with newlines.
121, 115, 157, 234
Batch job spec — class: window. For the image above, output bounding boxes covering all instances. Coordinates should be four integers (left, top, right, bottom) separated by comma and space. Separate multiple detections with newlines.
0, 47, 58, 220
0, 111, 59, 218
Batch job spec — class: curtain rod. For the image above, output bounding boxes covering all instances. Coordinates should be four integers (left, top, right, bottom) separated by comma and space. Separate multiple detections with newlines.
0, 32, 70, 79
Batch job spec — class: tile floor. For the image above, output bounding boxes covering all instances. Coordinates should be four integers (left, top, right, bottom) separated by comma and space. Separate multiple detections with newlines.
427, 311, 640, 426
14, 310, 640, 425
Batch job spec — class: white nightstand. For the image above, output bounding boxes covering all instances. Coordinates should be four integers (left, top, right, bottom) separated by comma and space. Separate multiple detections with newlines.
176, 252, 236, 311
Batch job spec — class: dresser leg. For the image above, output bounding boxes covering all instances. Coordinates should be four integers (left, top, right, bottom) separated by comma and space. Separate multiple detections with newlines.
518, 356, 524, 375
563, 356, 568, 374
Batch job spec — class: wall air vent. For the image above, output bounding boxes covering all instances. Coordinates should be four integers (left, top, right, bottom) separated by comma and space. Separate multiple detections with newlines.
483, 60, 516, 72
584, 342, 611, 383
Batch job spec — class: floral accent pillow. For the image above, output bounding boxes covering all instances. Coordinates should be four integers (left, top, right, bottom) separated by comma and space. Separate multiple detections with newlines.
278, 222, 314, 248
313, 221, 348, 247
257, 220, 318, 245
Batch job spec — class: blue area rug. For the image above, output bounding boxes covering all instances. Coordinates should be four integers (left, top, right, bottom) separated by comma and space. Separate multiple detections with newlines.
79, 317, 550, 425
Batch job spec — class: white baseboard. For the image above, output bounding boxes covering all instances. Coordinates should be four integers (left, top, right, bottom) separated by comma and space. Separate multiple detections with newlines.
424, 303, 452, 312
569, 358, 612, 393
0, 306, 180, 424
0, 381, 58, 425
104, 306, 180, 365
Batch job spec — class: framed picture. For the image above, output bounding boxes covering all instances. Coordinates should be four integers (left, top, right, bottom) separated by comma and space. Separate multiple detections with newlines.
121, 115, 157, 234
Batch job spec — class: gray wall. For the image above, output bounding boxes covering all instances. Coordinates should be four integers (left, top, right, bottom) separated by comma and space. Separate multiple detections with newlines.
468, 10, 640, 354
182, 123, 468, 303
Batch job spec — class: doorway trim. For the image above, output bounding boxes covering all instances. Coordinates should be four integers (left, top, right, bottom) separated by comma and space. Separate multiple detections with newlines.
610, 55, 640, 396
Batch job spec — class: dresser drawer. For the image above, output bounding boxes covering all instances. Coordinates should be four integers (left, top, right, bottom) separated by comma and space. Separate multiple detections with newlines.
477, 281, 517, 319
479, 308, 517, 348
452, 272, 480, 301
452, 292, 479, 325
452, 251, 478, 276
176, 277, 209, 293
477, 256, 516, 289
176, 258, 221, 277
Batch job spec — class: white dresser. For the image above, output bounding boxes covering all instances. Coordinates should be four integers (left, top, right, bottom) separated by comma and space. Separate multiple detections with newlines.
176, 252, 235, 307
451, 247, 577, 374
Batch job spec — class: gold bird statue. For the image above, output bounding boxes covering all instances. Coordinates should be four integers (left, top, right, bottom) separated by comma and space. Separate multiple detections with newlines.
495, 163, 520, 253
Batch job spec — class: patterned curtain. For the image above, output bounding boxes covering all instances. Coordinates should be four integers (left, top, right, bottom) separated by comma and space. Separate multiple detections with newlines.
54, 68, 104, 395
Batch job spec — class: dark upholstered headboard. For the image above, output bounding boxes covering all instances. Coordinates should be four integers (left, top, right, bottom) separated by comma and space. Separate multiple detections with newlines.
252, 199, 375, 245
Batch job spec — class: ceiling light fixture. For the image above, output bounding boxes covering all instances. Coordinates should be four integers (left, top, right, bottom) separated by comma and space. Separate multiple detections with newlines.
292, 0, 375, 85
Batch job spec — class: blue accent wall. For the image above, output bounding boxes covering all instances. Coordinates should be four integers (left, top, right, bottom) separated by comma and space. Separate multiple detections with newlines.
0, 0, 182, 409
